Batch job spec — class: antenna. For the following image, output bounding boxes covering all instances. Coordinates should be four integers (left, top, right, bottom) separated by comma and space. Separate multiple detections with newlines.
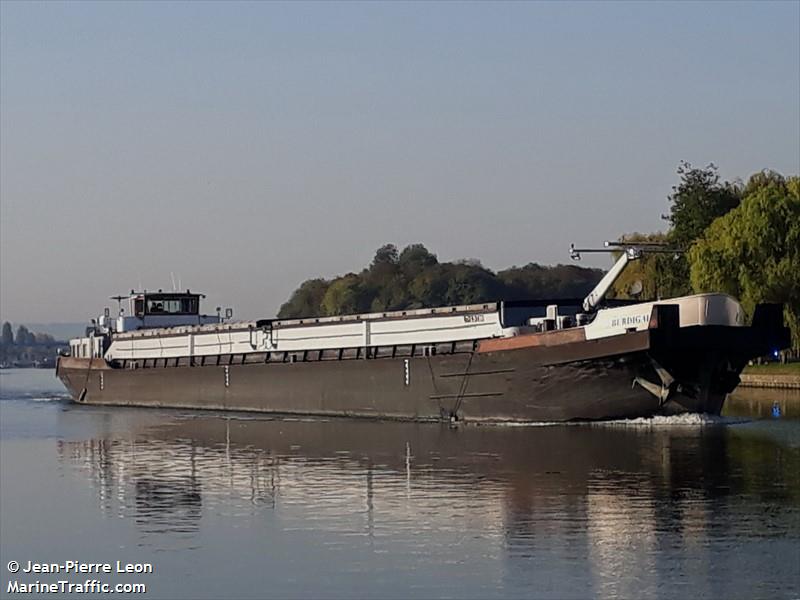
170, 272, 177, 291
110, 295, 127, 316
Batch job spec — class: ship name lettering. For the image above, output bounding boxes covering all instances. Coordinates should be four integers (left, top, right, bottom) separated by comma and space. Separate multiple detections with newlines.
612, 314, 649, 328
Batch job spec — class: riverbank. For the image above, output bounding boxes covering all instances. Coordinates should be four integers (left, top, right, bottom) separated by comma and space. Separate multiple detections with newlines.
740, 363, 800, 389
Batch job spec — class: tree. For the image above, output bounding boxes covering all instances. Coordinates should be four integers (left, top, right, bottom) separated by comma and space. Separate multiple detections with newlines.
277, 279, 330, 319
320, 275, 368, 316
368, 278, 410, 312
278, 242, 607, 318
34, 333, 55, 344
441, 263, 504, 305
609, 232, 672, 300
661, 162, 742, 295
398, 244, 438, 277
371, 244, 399, 267
742, 169, 786, 198
688, 174, 800, 349
364, 244, 401, 297
1, 322, 13, 346
408, 266, 449, 307
665, 161, 742, 246
15, 325, 33, 346
497, 263, 603, 300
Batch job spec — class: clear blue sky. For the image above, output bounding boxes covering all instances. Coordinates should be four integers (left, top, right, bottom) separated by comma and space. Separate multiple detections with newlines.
2, 1, 798, 322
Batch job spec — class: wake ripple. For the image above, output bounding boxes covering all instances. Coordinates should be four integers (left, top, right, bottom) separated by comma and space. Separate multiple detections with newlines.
0, 393, 71, 403
593, 413, 749, 427
477, 414, 749, 428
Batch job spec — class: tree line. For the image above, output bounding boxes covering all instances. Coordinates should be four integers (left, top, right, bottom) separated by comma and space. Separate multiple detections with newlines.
1, 323, 57, 346
0, 322, 63, 367
277, 246, 604, 319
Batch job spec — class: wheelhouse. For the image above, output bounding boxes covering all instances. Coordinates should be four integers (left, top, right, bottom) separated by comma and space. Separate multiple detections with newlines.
103, 290, 222, 333
132, 293, 202, 317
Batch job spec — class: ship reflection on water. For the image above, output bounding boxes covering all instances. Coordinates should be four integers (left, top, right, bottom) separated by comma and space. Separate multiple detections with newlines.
47, 404, 800, 598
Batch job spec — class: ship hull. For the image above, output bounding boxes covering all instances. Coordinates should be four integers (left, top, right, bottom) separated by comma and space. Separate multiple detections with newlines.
57, 316, 787, 422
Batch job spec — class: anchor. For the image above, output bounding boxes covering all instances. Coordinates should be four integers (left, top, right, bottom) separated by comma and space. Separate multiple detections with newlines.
633, 357, 676, 405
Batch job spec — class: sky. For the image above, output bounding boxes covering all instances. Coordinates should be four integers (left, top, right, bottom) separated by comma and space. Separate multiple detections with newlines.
1, 1, 798, 323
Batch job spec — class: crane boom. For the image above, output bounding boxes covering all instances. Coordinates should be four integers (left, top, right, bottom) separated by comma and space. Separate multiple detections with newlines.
570, 241, 679, 313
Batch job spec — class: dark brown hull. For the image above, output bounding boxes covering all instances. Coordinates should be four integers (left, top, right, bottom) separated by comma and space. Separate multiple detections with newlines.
57, 309, 790, 422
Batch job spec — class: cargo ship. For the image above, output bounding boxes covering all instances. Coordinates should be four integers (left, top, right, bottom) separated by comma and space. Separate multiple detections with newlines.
57, 242, 790, 422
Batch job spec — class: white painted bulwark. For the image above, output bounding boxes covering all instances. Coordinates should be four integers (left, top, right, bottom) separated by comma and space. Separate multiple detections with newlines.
584, 294, 743, 340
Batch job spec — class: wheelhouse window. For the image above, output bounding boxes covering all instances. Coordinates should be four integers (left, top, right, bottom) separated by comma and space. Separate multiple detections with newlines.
144, 295, 199, 316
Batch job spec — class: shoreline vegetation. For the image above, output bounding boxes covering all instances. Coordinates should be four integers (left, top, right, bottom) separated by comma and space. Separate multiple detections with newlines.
278, 243, 605, 319
0, 323, 66, 368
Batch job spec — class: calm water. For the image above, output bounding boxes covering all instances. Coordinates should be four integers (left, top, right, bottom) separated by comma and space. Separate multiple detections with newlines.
1, 369, 798, 599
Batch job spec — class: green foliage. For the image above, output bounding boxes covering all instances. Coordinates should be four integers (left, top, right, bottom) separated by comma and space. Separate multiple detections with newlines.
398, 244, 438, 277
605, 232, 670, 300
440, 263, 504, 305
372, 243, 399, 267
277, 279, 330, 319
320, 275, 368, 316
407, 267, 449, 308
277, 243, 604, 318
688, 175, 800, 349
661, 162, 742, 296
742, 169, 788, 198
497, 263, 605, 300
665, 161, 742, 246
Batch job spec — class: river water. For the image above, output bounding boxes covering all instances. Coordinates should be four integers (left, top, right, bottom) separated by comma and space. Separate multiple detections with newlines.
1, 368, 798, 599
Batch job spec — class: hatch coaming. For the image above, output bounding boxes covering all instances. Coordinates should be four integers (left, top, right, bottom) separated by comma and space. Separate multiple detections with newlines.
104, 303, 508, 362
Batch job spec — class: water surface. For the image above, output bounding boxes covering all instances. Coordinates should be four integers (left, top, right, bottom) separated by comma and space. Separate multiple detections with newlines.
1, 369, 798, 599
